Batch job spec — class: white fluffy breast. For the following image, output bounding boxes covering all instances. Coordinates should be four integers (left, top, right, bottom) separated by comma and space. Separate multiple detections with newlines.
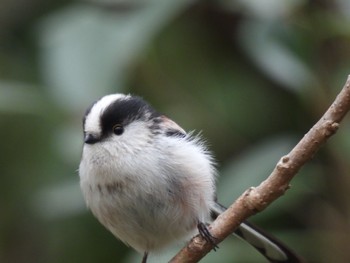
79, 132, 216, 252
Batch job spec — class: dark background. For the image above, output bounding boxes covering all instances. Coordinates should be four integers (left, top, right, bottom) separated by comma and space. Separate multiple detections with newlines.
1, 0, 350, 262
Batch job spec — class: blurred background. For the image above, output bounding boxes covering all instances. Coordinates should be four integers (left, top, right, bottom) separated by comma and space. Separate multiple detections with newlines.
1, 0, 350, 262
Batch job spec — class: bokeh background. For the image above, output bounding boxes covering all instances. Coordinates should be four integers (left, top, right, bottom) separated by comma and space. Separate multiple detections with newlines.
1, 0, 350, 262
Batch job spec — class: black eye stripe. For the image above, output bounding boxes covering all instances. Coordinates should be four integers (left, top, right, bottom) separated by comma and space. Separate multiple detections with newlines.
100, 96, 160, 137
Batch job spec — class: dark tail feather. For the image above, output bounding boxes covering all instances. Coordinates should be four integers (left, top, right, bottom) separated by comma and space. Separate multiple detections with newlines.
210, 202, 305, 263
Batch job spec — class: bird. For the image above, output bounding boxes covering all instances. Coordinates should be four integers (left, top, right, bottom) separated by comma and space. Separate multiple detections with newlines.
79, 93, 303, 263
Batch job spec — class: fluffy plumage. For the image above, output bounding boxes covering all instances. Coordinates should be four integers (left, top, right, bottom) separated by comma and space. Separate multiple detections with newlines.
80, 94, 216, 253
79, 94, 302, 263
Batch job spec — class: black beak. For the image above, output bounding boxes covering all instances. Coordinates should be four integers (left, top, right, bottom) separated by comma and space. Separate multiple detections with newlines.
84, 134, 99, 144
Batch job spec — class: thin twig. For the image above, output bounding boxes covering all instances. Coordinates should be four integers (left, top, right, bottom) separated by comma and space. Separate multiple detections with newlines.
169, 75, 350, 263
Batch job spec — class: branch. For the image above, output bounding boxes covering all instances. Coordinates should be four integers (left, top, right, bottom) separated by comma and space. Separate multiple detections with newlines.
169, 75, 350, 263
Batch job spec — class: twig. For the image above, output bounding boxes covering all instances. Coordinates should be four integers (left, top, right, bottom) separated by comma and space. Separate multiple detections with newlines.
169, 75, 350, 263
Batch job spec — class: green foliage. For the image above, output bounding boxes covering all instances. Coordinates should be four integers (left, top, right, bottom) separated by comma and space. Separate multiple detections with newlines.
1, 0, 350, 262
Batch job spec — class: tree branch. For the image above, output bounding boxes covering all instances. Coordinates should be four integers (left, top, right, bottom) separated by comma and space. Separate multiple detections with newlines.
169, 75, 350, 263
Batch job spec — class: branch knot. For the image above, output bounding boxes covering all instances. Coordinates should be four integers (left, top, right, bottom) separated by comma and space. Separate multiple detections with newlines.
243, 187, 266, 212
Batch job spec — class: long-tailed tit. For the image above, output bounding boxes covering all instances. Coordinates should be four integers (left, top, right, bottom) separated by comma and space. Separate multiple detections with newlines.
79, 94, 302, 263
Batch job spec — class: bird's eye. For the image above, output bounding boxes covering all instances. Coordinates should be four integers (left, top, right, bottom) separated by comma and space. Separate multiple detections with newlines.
113, 124, 124, 135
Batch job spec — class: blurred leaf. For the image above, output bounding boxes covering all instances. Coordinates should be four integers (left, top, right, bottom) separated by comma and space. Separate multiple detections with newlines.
337, 0, 350, 17
221, 0, 306, 21
52, 122, 83, 166
38, 0, 194, 111
33, 179, 85, 219
0, 81, 46, 115
217, 134, 325, 223
217, 135, 296, 205
238, 20, 317, 92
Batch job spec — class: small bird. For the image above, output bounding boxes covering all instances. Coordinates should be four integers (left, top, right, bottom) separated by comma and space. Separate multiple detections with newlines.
79, 94, 302, 263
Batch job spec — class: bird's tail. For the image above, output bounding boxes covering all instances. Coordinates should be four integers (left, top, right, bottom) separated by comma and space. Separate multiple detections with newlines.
210, 203, 304, 263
